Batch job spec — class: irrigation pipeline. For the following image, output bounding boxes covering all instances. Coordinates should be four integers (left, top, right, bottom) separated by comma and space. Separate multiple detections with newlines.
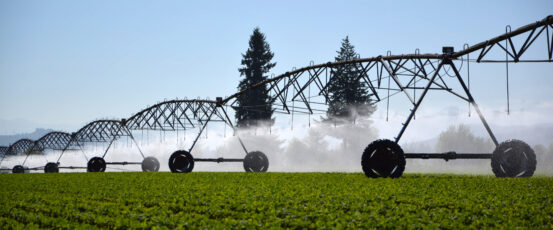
223, 15, 553, 104
1, 15, 552, 173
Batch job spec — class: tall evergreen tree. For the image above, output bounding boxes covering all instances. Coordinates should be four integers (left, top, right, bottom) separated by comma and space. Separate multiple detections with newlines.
236, 28, 276, 127
327, 36, 375, 120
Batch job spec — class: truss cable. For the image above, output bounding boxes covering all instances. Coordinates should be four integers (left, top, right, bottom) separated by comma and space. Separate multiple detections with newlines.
413, 75, 416, 120
414, 49, 420, 120
325, 67, 328, 104
183, 128, 186, 145
80, 147, 89, 162
385, 51, 392, 122
506, 25, 511, 115
291, 87, 295, 130
386, 68, 391, 122
308, 76, 311, 127
464, 44, 472, 117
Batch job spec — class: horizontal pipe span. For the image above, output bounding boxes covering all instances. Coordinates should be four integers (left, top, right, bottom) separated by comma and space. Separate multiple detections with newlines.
27, 167, 44, 170
453, 15, 553, 58
223, 15, 553, 104
0, 167, 42, 171
105, 162, 142, 165
471, 60, 553, 63
405, 152, 492, 160
223, 54, 445, 104
195, 158, 244, 163
0, 166, 88, 170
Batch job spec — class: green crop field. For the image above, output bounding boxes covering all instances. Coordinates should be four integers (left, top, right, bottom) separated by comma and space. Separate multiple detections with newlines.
0, 173, 552, 229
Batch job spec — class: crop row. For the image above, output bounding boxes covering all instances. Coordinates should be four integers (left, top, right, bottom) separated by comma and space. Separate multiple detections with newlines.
0, 173, 552, 229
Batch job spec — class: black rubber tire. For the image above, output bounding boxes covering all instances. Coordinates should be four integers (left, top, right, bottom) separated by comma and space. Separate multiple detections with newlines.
491, 139, 536, 178
361, 139, 406, 178
44, 162, 59, 173
243, 151, 269, 172
12, 165, 26, 174
168, 150, 194, 173
142, 156, 160, 172
87, 157, 106, 172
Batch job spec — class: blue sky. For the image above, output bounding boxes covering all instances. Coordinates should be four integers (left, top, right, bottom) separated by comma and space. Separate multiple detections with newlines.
0, 0, 552, 135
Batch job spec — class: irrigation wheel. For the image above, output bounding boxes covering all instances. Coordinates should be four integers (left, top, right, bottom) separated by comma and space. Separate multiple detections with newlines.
491, 139, 536, 177
87, 157, 106, 172
168, 150, 194, 173
243, 151, 269, 172
361, 139, 406, 178
44, 162, 59, 173
142, 156, 160, 172
12, 165, 26, 174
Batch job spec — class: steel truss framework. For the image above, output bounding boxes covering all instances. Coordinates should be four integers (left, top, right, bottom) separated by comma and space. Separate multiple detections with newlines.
224, 15, 553, 146
126, 99, 249, 159
6, 139, 34, 156
453, 15, 553, 62
32, 132, 76, 151
0, 139, 35, 170
22, 132, 77, 168
0, 146, 7, 156
2, 15, 552, 174
72, 120, 131, 143
56, 120, 140, 167
0, 132, 79, 171
126, 99, 227, 131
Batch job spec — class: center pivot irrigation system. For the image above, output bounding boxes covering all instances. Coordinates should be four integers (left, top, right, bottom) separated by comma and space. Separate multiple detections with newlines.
1, 16, 552, 177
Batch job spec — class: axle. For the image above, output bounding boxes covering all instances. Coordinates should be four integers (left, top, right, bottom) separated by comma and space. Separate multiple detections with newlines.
405, 152, 492, 161
195, 158, 244, 163
58, 166, 88, 169
105, 161, 142, 165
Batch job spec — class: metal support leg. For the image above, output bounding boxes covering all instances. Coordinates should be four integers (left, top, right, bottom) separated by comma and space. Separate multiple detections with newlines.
395, 62, 444, 142
220, 107, 249, 154
75, 141, 88, 161
448, 61, 499, 147
188, 108, 217, 153
125, 128, 145, 159
22, 151, 32, 166
57, 137, 77, 163
102, 137, 117, 158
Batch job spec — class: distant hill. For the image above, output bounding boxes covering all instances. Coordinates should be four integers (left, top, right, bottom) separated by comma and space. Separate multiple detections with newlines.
468, 123, 553, 147
402, 123, 553, 153
0, 128, 54, 146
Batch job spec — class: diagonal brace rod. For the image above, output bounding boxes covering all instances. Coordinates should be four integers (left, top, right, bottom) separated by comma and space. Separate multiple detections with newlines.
448, 60, 499, 147
395, 61, 444, 142
220, 107, 249, 154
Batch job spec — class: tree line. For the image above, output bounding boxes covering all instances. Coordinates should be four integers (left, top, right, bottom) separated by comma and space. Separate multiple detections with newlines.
235, 28, 375, 127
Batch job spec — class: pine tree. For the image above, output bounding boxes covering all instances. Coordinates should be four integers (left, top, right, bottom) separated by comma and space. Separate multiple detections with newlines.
326, 36, 375, 121
236, 28, 276, 128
